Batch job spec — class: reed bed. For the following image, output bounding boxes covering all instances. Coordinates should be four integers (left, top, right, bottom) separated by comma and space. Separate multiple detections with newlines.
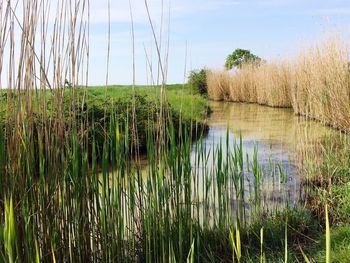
207, 61, 292, 107
207, 36, 350, 131
207, 69, 232, 101
293, 38, 350, 130
0, 0, 335, 262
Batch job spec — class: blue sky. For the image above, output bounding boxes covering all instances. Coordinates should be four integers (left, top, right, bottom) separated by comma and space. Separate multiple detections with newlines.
88, 0, 350, 85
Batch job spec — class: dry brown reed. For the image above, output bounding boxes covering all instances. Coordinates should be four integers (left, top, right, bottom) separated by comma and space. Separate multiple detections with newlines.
232, 63, 257, 103
292, 37, 350, 130
207, 69, 231, 100
208, 61, 292, 107
207, 36, 350, 131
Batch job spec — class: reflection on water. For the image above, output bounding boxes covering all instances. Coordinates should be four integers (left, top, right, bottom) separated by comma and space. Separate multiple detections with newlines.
207, 101, 333, 148
202, 101, 334, 170
190, 101, 335, 221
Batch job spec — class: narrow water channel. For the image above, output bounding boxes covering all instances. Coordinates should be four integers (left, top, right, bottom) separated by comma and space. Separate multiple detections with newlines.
200, 101, 334, 171
190, 101, 335, 219
106, 101, 336, 226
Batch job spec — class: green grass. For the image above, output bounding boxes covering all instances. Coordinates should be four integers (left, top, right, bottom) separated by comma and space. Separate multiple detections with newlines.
85, 84, 209, 122
81, 84, 210, 154
304, 133, 350, 224
0, 84, 210, 157
311, 225, 350, 263
0, 84, 209, 122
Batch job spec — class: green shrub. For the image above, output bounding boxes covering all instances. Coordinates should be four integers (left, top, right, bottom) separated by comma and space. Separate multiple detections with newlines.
188, 68, 208, 95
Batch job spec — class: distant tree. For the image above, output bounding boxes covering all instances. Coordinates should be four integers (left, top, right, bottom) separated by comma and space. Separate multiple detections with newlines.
225, 49, 261, 70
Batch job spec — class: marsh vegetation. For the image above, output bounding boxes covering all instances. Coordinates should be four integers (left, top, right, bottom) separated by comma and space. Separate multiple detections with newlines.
0, 0, 349, 262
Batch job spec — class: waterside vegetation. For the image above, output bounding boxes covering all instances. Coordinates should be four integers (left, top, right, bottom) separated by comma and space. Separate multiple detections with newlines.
0, 0, 348, 261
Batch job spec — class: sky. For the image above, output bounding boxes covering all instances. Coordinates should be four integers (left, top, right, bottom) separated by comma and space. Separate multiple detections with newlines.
21, 0, 350, 86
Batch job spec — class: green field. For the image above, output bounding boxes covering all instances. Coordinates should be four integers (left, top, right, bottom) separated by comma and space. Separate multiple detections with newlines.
85, 84, 210, 122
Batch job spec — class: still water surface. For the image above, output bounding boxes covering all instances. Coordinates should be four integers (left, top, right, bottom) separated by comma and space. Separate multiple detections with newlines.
191, 101, 335, 215
201, 101, 334, 170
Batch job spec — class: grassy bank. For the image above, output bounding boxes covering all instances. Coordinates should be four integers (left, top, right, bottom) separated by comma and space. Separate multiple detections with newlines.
0, 84, 210, 156
85, 84, 209, 122
81, 84, 209, 153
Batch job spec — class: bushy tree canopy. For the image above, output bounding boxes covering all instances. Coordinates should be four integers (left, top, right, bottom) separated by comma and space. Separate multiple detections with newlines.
225, 49, 261, 70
